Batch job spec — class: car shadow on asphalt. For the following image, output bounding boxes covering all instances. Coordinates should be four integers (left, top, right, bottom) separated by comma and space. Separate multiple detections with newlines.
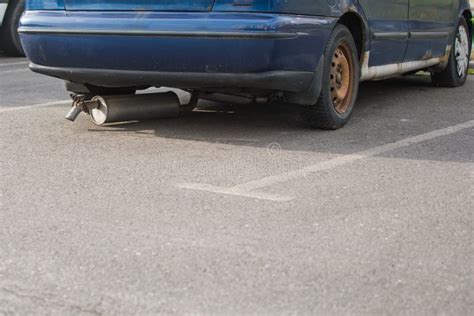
87, 75, 474, 163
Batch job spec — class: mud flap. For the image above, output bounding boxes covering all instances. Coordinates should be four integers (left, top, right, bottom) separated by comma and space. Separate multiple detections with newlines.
285, 56, 324, 105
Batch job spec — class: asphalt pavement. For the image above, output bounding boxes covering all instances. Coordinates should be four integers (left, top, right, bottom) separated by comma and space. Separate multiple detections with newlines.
1, 54, 473, 315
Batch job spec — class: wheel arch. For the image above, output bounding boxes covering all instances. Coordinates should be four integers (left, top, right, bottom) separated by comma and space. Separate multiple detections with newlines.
457, 0, 472, 33
337, 10, 370, 64
461, 9, 472, 36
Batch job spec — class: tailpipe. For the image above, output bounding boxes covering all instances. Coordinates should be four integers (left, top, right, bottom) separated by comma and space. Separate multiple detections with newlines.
90, 92, 180, 125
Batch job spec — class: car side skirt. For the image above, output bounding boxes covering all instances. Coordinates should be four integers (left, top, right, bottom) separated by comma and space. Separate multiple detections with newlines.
360, 47, 450, 81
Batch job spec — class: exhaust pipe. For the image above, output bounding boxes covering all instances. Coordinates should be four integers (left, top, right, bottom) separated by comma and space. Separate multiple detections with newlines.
90, 92, 180, 125
198, 92, 254, 105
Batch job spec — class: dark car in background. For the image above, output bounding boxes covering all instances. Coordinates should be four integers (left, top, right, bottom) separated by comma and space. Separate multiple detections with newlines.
19, 0, 472, 129
0, 0, 25, 56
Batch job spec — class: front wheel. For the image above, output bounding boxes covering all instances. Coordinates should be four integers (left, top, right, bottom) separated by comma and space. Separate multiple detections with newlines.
308, 24, 360, 130
431, 17, 471, 87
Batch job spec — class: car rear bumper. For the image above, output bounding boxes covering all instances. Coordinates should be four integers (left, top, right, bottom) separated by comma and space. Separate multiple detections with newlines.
20, 11, 335, 92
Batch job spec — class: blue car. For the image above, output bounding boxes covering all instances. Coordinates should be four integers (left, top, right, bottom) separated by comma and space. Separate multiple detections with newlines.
20, 0, 472, 129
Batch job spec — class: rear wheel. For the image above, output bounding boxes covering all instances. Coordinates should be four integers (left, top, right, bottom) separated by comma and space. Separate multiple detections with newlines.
308, 24, 360, 130
431, 17, 471, 87
0, 0, 25, 56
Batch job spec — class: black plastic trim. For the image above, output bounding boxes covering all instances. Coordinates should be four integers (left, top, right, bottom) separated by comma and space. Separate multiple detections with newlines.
372, 32, 409, 40
30, 63, 314, 92
409, 31, 450, 39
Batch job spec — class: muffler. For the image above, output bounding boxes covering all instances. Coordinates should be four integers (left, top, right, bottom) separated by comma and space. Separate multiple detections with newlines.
66, 92, 181, 125
90, 92, 180, 125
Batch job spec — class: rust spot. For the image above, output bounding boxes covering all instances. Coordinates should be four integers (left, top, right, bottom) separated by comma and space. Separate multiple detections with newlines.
421, 50, 433, 60
438, 45, 452, 67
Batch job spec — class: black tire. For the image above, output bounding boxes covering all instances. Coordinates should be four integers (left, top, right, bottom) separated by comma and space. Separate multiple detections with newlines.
431, 17, 472, 87
0, 0, 25, 57
308, 24, 360, 130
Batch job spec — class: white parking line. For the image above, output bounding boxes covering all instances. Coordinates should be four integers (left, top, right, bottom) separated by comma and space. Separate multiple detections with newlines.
177, 119, 474, 202
178, 183, 295, 202
0, 100, 70, 113
0, 61, 29, 67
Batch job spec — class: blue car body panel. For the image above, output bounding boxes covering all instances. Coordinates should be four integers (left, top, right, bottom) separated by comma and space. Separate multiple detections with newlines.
358, 0, 410, 65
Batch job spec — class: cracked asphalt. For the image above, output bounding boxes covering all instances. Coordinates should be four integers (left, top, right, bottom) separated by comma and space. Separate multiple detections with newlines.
1, 53, 473, 315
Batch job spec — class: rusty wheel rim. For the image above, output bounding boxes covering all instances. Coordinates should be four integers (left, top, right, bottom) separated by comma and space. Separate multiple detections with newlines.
330, 43, 354, 114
